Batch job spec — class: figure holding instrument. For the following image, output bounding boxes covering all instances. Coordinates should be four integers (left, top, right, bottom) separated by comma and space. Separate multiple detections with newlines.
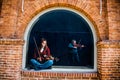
30, 38, 55, 70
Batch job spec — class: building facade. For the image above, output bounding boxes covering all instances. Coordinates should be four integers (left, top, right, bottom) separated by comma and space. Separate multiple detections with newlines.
0, 0, 120, 80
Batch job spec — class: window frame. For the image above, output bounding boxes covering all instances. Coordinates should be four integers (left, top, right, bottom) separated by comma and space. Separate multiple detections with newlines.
22, 7, 97, 72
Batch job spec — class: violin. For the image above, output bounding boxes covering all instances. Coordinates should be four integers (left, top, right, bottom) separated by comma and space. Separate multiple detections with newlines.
73, 43, 85, 48
43, 55, 59, 62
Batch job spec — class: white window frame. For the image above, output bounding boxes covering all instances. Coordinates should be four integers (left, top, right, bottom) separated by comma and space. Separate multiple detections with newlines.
22, 7, 97, 72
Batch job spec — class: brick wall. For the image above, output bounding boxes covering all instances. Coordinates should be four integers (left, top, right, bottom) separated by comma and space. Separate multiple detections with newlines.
0, 0, 120, 80
98, 41, 120, 80
21, 71, 98, 80
107, 0, 120, 40
0, 0, 21, 39
0, 39, 24, 80
1, 0, 109, 40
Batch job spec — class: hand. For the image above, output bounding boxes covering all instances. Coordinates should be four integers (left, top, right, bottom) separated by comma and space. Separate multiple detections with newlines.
43, 55, 47, 57
55, 57, 59, 62
37, 57, 42, 61
50, 56, 54, 60
81, 45, 85, 47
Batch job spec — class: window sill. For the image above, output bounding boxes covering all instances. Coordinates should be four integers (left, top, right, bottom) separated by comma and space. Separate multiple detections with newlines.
23, 66, 97, 73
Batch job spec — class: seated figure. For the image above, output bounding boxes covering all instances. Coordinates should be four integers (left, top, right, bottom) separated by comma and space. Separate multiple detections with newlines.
30, 38, 54, 70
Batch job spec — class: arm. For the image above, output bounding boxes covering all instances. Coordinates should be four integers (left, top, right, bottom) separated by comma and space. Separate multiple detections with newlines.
74, 43, 85, 48
68, 43, 75, 48
44, 47, 54, 60
33, 48, 42, 61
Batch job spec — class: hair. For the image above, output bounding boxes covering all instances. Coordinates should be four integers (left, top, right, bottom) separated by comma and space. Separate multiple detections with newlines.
72, 39, 76, 43
41, 38, 47, 43
40, 38, 48, 49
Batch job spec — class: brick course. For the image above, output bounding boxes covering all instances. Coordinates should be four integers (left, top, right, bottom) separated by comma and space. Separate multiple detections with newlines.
21, 71, 98, 80
107, 0, 120, 40
0, 39, 24, 80
98, 40, 120, 80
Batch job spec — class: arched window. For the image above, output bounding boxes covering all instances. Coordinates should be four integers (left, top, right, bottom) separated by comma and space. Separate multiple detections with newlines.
23, 8, 97, 72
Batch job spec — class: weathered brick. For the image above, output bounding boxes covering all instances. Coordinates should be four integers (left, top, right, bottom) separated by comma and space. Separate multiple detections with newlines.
0, 0, 120, 80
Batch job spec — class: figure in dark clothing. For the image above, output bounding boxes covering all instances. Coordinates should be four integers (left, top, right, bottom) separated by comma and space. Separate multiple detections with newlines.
68, 40, 84, 65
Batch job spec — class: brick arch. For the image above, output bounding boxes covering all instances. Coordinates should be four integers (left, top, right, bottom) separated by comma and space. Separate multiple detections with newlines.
19, 2, 100, 40
20, 1, 101, 71
29, 4, 100, 40
22, 5, 98, 71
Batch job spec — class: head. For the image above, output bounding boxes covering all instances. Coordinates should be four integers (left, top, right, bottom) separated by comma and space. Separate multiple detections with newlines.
72, 40, 76, 44
40, 38, 47, 47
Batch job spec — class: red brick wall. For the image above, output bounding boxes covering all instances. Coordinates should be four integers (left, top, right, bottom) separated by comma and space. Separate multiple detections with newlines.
0, 0, 120, 80
0, 0, 20, 39
0, 39, 24, 80
98, 41, 120, 80
107, 0, 120, 40
1, 0, 109, 40
21, 71, 98, 80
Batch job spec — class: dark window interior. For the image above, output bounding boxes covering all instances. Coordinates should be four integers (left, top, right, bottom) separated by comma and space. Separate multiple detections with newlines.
0, 0, 3, 15
26, 10, 94, 68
